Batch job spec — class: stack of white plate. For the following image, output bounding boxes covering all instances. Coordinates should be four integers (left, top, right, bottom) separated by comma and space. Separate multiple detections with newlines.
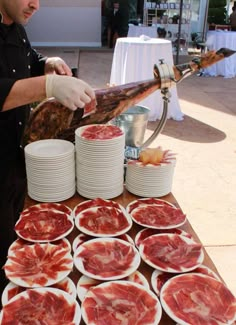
126, 159, 176, 197
75, 125, 125, 199
24, 139, 76, 202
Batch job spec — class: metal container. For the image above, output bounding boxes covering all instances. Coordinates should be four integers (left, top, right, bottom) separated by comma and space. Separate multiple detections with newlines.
113, 105, 150, 147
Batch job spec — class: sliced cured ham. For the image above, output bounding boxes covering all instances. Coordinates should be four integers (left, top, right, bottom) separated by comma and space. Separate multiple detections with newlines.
0, 287, 81, 325
20, 203, 72, 218
8, 238, 71, 255
81, 281, 162, 325
75, 206, 132, 237
73, 198, 123, 217
139, 234, 204, 273
151, 265, 221, 296
1, 277, 77, 306
4, 243, 73, 287
80, 124, 123, 140
74, 238, 140, 280
126, 197, 176, 214
160, 273, 236, 325
135, 227, 192, 248
15, 209, 74, 242
130, 204, 186, 229
77, 271, 149, 302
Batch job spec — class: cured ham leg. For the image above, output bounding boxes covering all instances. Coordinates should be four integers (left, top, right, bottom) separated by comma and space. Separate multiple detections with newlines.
23, 48, 236, 145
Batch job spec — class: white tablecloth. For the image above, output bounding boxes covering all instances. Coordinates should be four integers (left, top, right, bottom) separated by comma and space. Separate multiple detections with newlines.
204, 31, 236, 78
110, 37, 183, 121
128, 25, 157, 38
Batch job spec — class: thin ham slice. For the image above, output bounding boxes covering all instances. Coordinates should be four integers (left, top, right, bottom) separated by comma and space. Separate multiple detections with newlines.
81, 281, 162, 325
160, 273, 236, 325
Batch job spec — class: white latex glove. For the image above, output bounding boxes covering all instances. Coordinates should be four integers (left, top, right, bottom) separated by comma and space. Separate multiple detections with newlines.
46, 74, 95, 111
45, 57, 72, 76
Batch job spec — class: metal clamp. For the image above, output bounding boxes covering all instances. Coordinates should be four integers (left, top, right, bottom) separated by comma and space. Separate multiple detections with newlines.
141, 60, 173, 150
154, 59, 175, 89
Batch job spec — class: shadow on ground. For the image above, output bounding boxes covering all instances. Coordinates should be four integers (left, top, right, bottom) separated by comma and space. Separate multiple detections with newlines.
147, 115, 226, 143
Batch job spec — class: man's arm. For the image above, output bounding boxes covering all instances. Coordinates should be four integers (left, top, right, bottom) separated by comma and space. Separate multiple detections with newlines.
2, 76, 46, 112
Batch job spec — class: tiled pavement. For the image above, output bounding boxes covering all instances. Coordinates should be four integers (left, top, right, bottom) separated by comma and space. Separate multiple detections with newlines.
36, 47, 236, 296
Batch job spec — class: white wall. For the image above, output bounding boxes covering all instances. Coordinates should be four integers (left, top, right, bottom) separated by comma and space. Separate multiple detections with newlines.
25, 0, 102, 47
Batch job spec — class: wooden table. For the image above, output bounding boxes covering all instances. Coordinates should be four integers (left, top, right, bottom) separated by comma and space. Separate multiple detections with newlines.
24, 188, 222, 325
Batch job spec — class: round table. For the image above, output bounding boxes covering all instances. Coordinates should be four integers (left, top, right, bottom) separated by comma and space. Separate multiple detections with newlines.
204, 31, 236, 78
110, 37, 184, 121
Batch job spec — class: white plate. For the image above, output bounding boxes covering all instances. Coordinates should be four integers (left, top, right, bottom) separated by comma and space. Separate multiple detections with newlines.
15, 210, 74, 242
73, 198, 124, 217
8, 238, 71, 255
75, 124, 124, 141
81, 281, 162, 325
74, 237, 140, 280
77, 270, 149, 302
126, 198, 176, 213
20, 203, 72, 218
160, 273, 236, 325
75, 206, 132, 237
4, 243, 73, 287
1, 277, 77, 306
24, 139, 75, 158
72, 233, 134, 253
139, 234, 204, 273
130, 204, 186, 229
135, 227, 192, 248
151, 265, 222, 297
0, 287, 81, 325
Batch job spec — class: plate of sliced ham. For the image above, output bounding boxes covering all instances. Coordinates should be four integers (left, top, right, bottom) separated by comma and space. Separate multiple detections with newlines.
160, 273, 236, 325
73, 198, 123, 217
81, 280, 162, 325
15, 208, 74, 242
4, 243, 73, 287
74, 237, 140, 280
139, 234, 204, 273
75, 206, 132, 237
77, 271, 149, 301
129, 203, 186, 229
1, 276, 77, 306
0, 287, 81, 325
151, 265, 222, 296
135, 227, 192, 248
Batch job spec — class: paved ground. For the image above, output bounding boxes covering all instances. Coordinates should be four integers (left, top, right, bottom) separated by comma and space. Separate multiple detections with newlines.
37, 47, 236, 296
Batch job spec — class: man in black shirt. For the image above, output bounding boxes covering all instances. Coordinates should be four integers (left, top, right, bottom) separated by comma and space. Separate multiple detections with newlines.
0, 0, 95, 294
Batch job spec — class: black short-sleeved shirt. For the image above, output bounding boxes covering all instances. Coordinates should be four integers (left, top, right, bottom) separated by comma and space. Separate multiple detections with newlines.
0, 21, 46, 166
